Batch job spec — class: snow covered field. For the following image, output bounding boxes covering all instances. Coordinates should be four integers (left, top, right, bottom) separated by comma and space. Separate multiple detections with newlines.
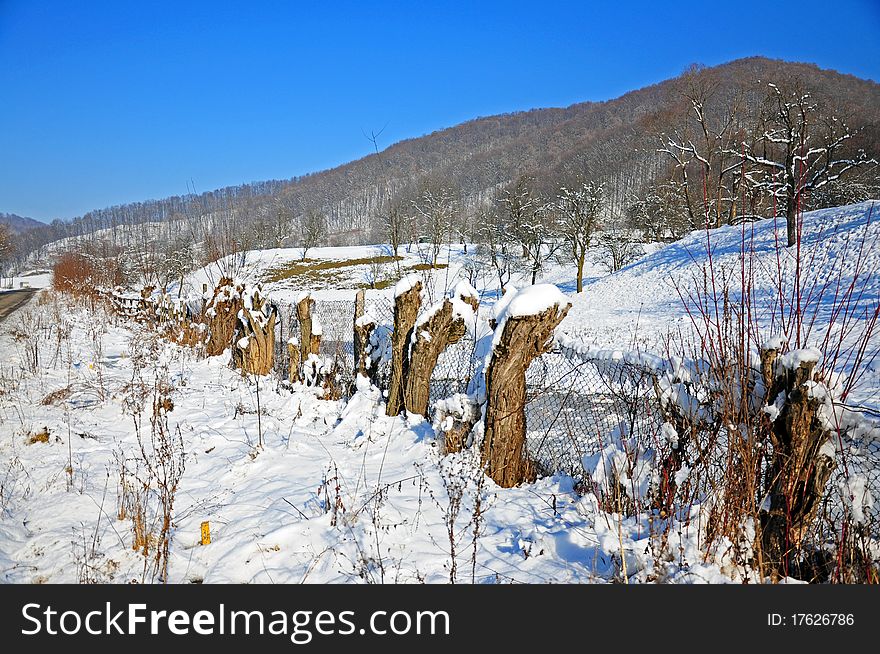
0, 201, 877, 584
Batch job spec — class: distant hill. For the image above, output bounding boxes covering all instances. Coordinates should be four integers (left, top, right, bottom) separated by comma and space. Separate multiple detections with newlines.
0, 212, 45, 234
14, 56, 880, 267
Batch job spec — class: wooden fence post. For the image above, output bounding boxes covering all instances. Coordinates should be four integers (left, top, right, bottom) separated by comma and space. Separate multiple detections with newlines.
386, 278, 422, 416
404, 284, 479, 417
481, 286, 570, 487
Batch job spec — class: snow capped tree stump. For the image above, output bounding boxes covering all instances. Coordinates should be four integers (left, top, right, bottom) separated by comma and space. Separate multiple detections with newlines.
386, 275, 422, 416
205, 277, 243, 356
232, 286, 276, 376
481, 285, 570, 488
352, 289, 377, 382
354, 315, 376, 380
433, 394, 481, 455
404, 282, 479, 417
758, 351, 836, 580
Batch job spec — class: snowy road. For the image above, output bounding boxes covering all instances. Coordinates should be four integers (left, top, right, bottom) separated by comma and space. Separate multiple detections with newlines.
0, 288, 37, 323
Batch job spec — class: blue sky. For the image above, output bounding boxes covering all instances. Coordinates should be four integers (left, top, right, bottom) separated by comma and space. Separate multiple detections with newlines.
1, 0, 879, 222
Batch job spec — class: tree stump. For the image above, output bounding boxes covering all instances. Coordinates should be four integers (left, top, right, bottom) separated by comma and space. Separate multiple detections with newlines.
404, 286, 479, 417
232, 286, 276, 375
205, 277, 243, 356
296, 294, 315, 363
354, 316, 376, 380
434, 395, 481, 454
386, 280, 422, 416
758, 356, 836, 579
481, 291, 570, 488
287, 339, 301, 383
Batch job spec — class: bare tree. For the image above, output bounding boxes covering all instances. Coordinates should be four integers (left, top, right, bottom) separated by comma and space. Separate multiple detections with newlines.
501, 176, 563, 285
0, 224, 14, 283
300, 208, 326, 260
732, 81, 877, 247
412, 183, 458, 268
627, 178, 691, 242
658, 69, 744, 229
162, 237, 196, 297
475, 206, 516, 293
597, 230, 641, 274
381, 195, 405, 275
556, 180, 603, 293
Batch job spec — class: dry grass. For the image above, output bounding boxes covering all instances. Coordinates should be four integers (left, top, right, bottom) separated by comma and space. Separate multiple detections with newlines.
263, 255, 402, 285
27, 427, 50, 445
407, 262, 448, 272
41, 386, 72, 406
262, 254, 447, 290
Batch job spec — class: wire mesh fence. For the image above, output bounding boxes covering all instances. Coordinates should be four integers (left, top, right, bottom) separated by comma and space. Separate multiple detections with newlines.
428, 333, 481, 411
272, 293, 395, 391
815, 428, 880, 555
522, 343, 880, 551
523, 345, 666, 480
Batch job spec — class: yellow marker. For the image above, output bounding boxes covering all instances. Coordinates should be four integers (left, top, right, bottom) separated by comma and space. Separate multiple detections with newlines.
200, 521, 211, 546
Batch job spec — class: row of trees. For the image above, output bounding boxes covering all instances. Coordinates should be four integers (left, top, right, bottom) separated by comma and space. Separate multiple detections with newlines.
655, 68, 877, 246
367, 73, 878, 294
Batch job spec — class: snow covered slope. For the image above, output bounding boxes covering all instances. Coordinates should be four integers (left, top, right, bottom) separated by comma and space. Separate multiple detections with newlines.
562, 200, 880, 410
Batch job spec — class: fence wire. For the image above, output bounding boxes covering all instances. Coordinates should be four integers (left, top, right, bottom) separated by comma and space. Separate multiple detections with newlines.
524, 346, 666, 480
523, 344, 880, 555
272, 293, 395, 392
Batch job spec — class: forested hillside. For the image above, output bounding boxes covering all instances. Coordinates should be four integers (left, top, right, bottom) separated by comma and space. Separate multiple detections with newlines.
12, 56, 880, 274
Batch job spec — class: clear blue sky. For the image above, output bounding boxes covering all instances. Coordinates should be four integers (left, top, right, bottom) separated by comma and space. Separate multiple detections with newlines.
2, 0, 879, 222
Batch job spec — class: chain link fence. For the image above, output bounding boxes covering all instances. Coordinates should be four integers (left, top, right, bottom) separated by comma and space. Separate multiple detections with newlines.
524, 345, 666, 481
522, 343, 880, 554
272, 293, 396, 392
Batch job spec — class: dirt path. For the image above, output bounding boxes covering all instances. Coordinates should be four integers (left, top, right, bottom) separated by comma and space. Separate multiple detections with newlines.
0, 289, 38, 324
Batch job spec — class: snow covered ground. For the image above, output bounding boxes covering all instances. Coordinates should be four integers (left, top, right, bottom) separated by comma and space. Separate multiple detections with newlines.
1, 300, 715, 584
0, 201, 877, 584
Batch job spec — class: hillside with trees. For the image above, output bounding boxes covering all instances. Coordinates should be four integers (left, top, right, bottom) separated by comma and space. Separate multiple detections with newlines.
11, 57, 880, 276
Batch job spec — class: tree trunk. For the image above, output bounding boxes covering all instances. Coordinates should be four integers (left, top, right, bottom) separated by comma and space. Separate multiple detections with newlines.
353, 293, 376, 382
288, 340, 301, 383
205, 277, 243, 357
481, 301, 570, 488
436, 397, 481, 455
296, 295, 318, 360
232, 289, 276, 376
758, 358, 836, 580
404, 291, 478, 417
786, 195, 797, 248
386, 281, 422, 416
576, 254, 585, 293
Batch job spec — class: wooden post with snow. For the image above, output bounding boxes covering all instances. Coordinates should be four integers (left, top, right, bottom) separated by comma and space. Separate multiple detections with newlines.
296, 293, 321, 359
758, 348, 836, 580
205, 277, 243, 357
287, 338, 301, 383
481, 285, 570, 488
232, 286, 276, 376
386, 275, 422, 416
404, 281, 479, 417
353, 289, 376, 380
